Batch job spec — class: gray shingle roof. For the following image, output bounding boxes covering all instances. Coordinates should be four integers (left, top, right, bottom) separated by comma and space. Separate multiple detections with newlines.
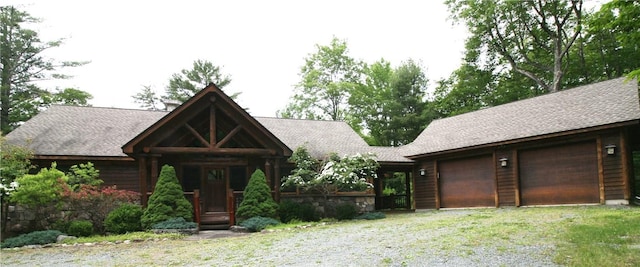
407, 77, 640, 157
5, 105, 167, 157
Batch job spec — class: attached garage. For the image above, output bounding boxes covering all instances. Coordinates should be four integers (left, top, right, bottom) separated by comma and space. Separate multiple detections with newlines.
438, 155, 495, 208
519, 141, 599, 205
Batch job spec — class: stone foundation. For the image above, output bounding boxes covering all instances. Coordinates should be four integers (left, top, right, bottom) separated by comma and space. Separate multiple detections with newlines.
281, 193, 375, 217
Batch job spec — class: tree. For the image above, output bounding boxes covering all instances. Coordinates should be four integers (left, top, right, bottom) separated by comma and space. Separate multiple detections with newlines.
447, 0, 584, 93
132, 85, 161, 110
235, 169, 279, 222
279, 37, 363, 121
1, 6, 89, 134
66, 162, 102, 191
140, 165, 193, 229
165, 59, 232, 103
0, 136, 33, 236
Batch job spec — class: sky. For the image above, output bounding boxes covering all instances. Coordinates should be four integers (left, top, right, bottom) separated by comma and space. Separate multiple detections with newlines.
6, 0, 468, 117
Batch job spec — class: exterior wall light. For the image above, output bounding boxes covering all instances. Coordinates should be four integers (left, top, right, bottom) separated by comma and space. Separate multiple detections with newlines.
605, 144, 617, 156
419, 169, 426, 176
499, 157, 508, 167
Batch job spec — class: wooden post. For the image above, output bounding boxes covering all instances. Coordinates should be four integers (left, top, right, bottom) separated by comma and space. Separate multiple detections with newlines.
138, 156, 148, 206
151, 156, 159, 191
597, 136, 606, 204
620, 130, 630, 201
194, 190, 200, 227
228, 189, 235, 226
274, 158, 281, 202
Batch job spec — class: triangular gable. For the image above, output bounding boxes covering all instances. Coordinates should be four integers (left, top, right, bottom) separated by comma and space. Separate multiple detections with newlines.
122, 83, 292, 157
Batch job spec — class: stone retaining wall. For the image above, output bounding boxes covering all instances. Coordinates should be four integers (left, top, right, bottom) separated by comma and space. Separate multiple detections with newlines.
281, 193, 375, 217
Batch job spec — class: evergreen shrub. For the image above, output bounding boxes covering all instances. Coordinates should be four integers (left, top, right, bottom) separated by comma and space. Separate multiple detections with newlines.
0, 230, 63, 248
279, 200, 319, 223
151, 217, 197, 230
67, 220, 94, 237
335, 203, 358, 220
104, 203, 143, 234
236, 169, 278, 222
141, 165, 193, 229
239, 216, 280, 232
356, 212, 386, 220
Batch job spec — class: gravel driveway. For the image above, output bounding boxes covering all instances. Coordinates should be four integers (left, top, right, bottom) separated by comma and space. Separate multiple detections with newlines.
2, 209, 560, 266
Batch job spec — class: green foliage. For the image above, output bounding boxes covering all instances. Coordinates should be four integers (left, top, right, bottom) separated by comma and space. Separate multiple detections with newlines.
236, 170, 279, 222
0, 137, 33, 199
239, 216, 280, 232
66, 162, 103, 190
0, 6, 89, 134
335, 203, 358, 220
282, 146, 379, 196
166, 59, 233, 103
279, 37, 363, 121
10, 163, 67, 208
141, 165, 193, 229
104, 203, 143, 234
151, 217, 197, 230
278, 200, 319, 223
67, 220, 94, 237
356, 212, 386, 220
0, 230, 63, 248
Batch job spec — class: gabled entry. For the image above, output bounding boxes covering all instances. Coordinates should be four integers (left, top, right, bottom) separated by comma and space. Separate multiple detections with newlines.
122, 83, 292, 227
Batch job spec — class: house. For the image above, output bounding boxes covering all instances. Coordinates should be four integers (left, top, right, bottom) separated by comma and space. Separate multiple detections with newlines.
5, 77, 640, 226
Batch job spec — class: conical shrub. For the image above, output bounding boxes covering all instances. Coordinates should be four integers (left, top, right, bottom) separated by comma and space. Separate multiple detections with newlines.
236, 169, 278, 222
141, 165, 193, 229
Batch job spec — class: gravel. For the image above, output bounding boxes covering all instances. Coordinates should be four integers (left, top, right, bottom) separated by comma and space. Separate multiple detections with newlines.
2, 209, 560, 267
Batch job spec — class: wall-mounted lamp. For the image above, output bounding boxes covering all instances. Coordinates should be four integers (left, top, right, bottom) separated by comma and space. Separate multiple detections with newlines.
605, 144, 617, 156
499, 157, 508, 168
419, 169, 426, 176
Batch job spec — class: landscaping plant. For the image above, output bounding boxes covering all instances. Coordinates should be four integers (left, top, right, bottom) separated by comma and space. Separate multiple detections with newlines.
236, 169, 279, 222
67, 220, 93, 237
239, 216, 280, 232
104, 203, 143, 234
279, 200, 319, 223
141, 165, 193, 229
152, 217, 197, 230
0, 230, 63, 248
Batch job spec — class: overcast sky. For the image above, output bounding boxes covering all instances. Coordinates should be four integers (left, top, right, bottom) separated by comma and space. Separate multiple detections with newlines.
6, 0, 468, 117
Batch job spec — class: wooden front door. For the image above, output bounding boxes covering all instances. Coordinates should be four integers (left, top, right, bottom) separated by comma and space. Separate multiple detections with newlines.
204, 168, 228, 212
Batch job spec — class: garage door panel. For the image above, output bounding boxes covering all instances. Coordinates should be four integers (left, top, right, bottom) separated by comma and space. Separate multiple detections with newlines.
519, 142, 599, 205
439, 155, 495, 208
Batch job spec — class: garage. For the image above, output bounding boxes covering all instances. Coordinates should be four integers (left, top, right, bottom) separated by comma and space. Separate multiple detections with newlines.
519, 141, 599, 205
438, 155, 495, 208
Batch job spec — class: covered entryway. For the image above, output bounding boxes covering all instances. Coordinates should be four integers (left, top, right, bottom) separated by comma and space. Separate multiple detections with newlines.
519, 141, 599, 205
438, 155, 495, 208
122, 83, 292, 229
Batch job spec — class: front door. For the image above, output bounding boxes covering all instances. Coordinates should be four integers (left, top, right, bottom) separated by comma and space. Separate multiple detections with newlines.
204, 168, 228, 212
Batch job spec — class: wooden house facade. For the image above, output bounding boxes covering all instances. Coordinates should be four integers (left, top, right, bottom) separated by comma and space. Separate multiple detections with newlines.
406, 78, 640, 209
5, 77, 640, 226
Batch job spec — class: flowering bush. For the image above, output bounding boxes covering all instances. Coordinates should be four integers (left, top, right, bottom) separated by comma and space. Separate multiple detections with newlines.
60, 183, 139, 234
282, 146, 379, 196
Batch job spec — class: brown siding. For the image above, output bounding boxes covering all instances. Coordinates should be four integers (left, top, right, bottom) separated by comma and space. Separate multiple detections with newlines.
519, 141, 599, 205
496, 150, 517, 206
601, 133, 625, 200
97, 162, 140, 192
414, 160, 436, 209
438, 155, 495, 208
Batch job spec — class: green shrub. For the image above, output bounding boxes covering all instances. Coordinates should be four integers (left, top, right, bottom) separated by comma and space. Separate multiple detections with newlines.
141, 165, 193, 229
236, 170, 278, 222
356, 212, 386, 220
239, 216, 280, 232
279, 200, 319, 223
151, 217, 197, 230
0, 230, 63, 248
335, 203, 358, 220
104, 203, 143, 234
67, 220, 94, 237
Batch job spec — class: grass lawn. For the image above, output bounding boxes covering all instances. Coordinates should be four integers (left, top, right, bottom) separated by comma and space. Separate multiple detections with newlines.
2, 206, 639, 266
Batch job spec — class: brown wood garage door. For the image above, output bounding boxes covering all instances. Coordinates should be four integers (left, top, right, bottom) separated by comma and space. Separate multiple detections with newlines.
439, 155, 495, 208
519, 141, 599, 205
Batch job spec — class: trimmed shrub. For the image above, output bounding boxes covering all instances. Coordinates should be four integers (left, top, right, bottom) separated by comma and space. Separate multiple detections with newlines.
335, 203, 358, 220
104, 203, 143, 234
0, 230, 63, 248
152, 217, 197, 230
356, 212, 386, 220
236, 170, 278, 222
67, 220, 94, 237
141, 165, 193, 229
239, 216, 280, 232
279, 200, 319, 223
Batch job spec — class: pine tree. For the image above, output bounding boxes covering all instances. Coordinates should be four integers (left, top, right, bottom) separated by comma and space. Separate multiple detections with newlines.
235, 169, 278, 222
141, 165, 193, 229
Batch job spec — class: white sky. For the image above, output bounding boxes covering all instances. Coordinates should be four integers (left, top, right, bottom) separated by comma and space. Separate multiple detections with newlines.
6, 0, 468, 117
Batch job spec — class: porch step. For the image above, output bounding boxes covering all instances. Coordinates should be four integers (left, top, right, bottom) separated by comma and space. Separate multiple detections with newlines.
199, 212, 230, 230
